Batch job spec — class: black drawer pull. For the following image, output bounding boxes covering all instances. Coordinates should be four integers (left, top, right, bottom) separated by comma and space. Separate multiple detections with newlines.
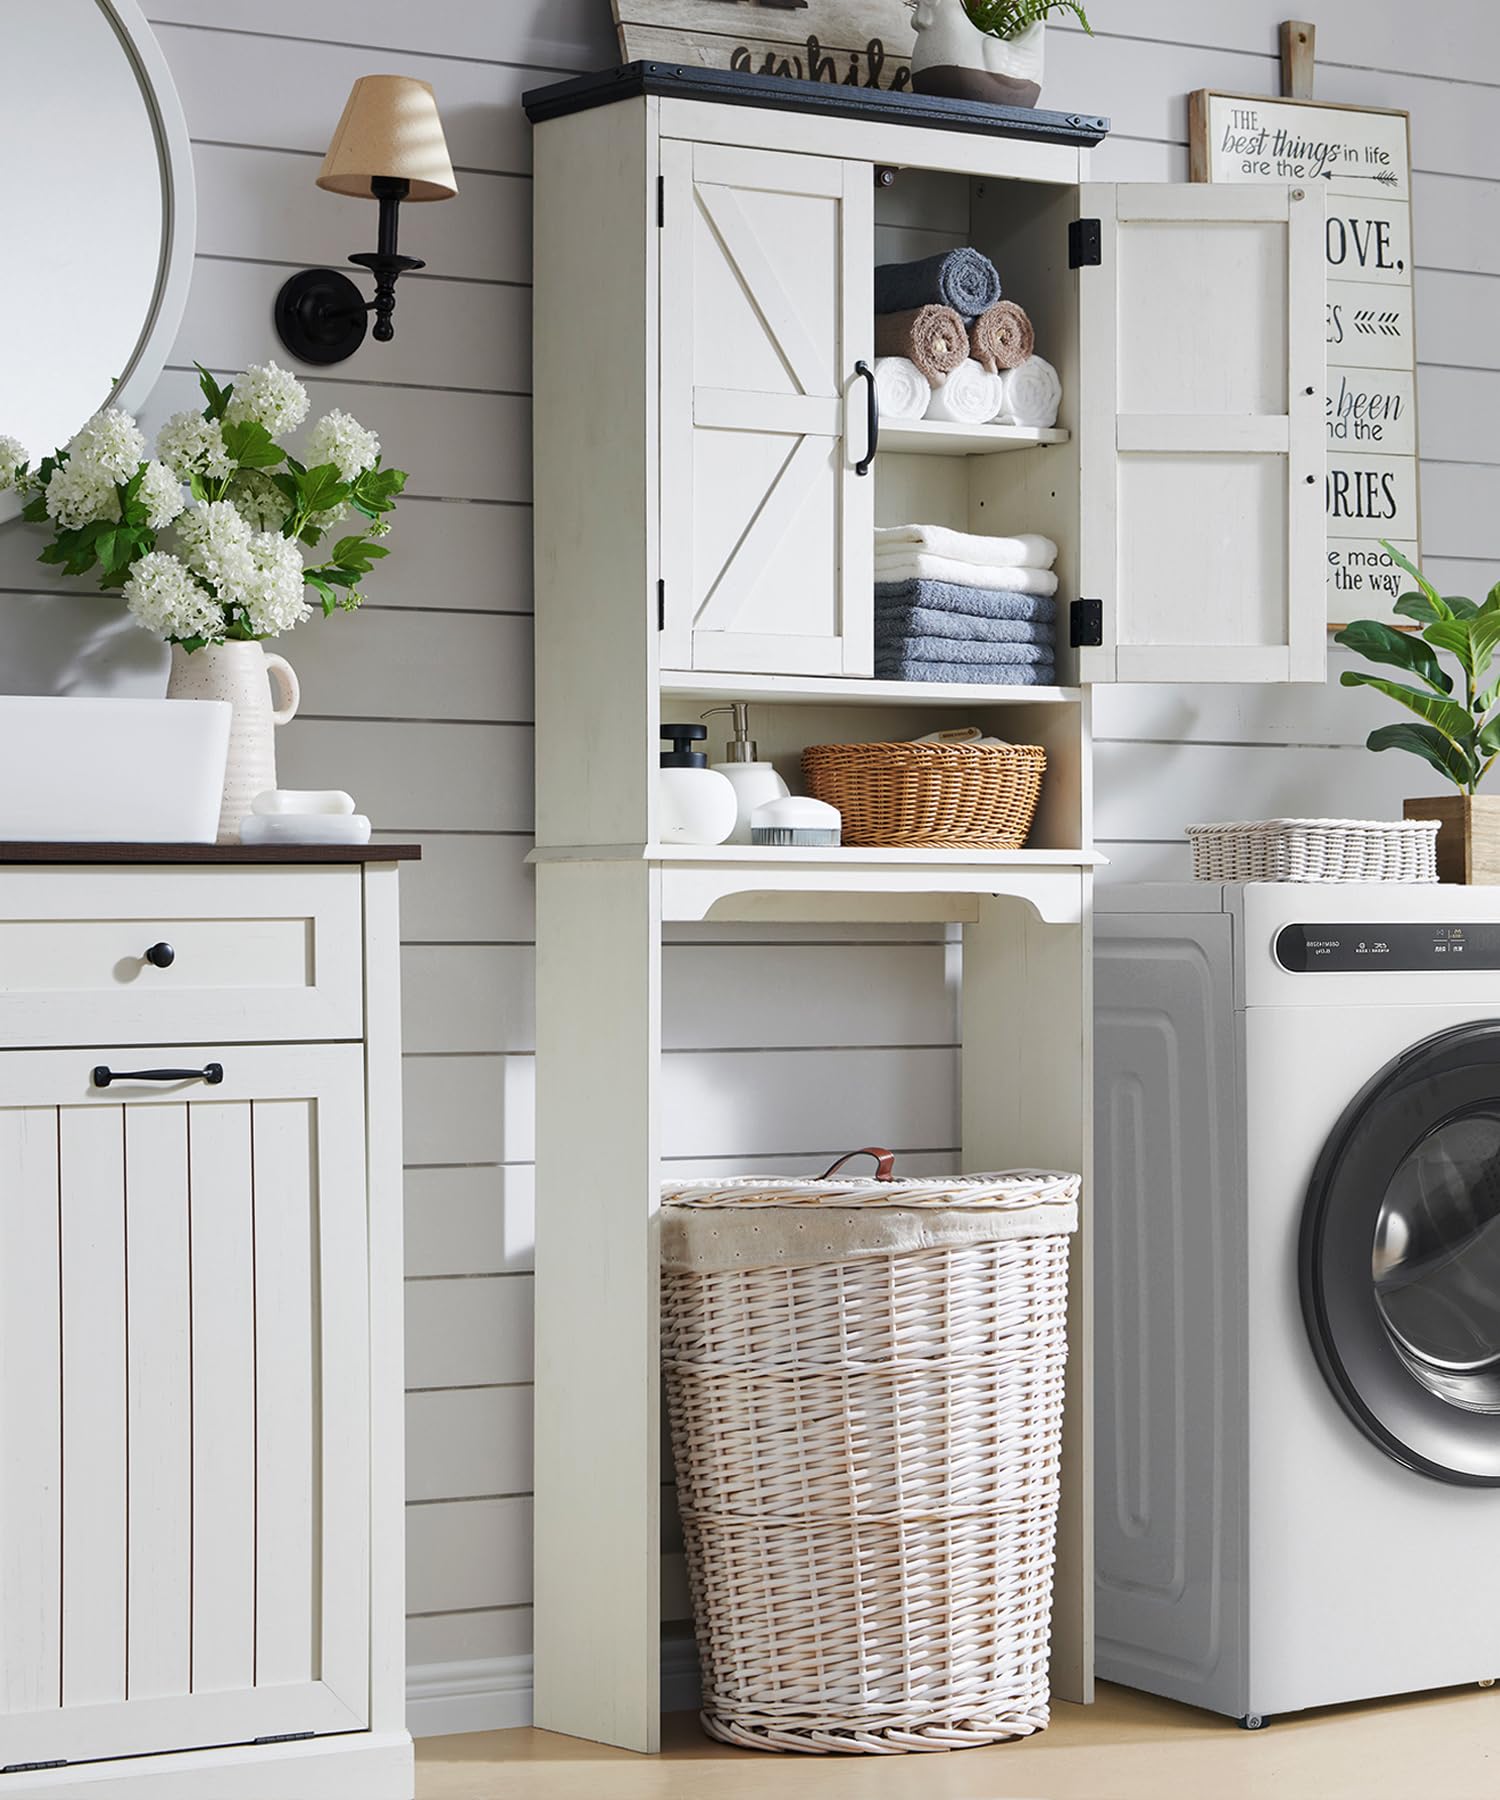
92, 1063, 224, 1089
144, 942, 176, 968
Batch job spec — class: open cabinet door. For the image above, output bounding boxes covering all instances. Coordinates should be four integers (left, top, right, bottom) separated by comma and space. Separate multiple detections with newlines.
1077, 183, 1326, 684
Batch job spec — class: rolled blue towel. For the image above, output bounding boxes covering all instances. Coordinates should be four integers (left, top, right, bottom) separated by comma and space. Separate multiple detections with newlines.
875, 249, 1001, 322
875, 579, 1055, 625
874, 634, 1053, 666
875, 658, 1057, 686
874, 602, 1053, 645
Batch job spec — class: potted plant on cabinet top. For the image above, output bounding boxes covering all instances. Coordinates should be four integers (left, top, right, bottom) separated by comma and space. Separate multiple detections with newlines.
908, 0, 1094, 109
1336, 540, 1500, 883
0, 362, 405, 842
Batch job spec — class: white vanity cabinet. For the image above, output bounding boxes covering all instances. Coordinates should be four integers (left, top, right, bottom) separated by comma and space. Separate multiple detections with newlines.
0, 852, 416, 1800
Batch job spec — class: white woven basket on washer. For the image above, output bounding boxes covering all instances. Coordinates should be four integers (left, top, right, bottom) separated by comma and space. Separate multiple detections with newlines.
1188, 817, 1440, 883
661, 1149, 1080, 1756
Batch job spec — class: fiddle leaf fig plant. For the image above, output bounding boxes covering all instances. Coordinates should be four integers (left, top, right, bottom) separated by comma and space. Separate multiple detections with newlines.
1335, 540, 1500, 794
962, 0, 1093, 37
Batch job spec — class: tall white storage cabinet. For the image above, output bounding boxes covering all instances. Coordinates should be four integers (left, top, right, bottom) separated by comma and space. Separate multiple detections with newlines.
527, 63, 1328, 1754
0, 850, 416, 1800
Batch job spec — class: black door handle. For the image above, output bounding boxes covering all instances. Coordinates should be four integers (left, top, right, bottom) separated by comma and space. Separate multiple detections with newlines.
92, 1063, 224, 1089
854, 359, 878, 475
145, 942, 176, 968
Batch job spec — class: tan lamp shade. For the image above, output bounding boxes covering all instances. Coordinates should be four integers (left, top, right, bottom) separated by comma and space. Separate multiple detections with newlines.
316, 75, 457, 202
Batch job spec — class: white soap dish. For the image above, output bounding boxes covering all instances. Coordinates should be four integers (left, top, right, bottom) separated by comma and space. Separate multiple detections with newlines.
239, 813, 372, 847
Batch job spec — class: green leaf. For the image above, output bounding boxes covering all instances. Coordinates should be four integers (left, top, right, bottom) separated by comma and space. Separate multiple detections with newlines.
1484, 581, 1500, 616
94, 529, 118, 572
297, 463, 351, 513
1427, 611, 1500, 689
1479, 716, 1500, 758
1335, 618, 1451, 694
220, 419, 285, 470
1339, 669, 1479, 755
1379, 539, 1451, 621
306, 572, 338, 618
196, 363, 233, 421
20, 494, 47, 523
962, 0, 1092, 36
189, 473, 210, 503
1366, 722, 1476, 787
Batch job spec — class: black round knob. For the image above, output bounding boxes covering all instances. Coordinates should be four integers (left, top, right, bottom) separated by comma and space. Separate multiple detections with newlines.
145, 942, 176, 969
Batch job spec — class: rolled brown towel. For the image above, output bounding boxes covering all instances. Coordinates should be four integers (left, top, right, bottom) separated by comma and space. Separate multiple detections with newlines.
970, 301, 1036, 373
874, 304, 968, 386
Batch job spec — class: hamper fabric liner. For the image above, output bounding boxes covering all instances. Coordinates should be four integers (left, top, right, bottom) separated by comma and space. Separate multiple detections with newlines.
661, 1155, 1080, 1755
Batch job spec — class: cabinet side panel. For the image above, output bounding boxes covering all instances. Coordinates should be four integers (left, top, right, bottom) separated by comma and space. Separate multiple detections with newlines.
534, 100, 659, 847
1092, 915, 1246, 1716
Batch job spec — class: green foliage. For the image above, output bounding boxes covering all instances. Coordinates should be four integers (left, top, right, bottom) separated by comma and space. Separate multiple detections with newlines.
1336, 540, 1500, 794
962, 0, 1093, 39
196, 362, 234, 421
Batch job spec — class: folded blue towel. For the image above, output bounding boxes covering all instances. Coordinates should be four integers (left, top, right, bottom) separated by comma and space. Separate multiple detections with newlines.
874, 634, 1053, 666
875, 579, 1055, 625
875, 658, 1058, 687
875, 249, 1001, 322
874, 603, 1054, 645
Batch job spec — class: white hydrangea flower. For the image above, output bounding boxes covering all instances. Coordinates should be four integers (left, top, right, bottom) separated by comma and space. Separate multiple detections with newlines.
0, 435, 28, 492
304, 409, 380, 481
225, 360, 309, 439
175, 499, 254, 595
138, 459, 186, 530
122, 550, 224, 643
367, 517, 391, 538
306, 503, 349, 537
156, 411, 234, 484
229, 468, 292, 533
240, 531, 311, 637
68, 407, 146, 481
45, 460, 122, 530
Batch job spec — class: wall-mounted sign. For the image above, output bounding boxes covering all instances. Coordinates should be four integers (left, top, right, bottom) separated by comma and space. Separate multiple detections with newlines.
1190, 90, 1420, 626
611, 0, 917, 89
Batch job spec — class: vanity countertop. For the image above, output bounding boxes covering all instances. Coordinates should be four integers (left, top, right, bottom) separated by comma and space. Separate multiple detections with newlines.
0, 842, 421, 864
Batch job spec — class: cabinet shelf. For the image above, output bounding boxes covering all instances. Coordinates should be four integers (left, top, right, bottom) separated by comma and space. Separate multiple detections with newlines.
661, 670, 1080, 706
880, 420, 1069, 457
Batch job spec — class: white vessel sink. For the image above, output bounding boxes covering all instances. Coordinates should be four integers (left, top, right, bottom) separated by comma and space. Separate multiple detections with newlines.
0, 696, 231, 843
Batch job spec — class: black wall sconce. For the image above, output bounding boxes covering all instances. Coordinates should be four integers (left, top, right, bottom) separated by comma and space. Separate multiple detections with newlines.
274, 75, 458, 366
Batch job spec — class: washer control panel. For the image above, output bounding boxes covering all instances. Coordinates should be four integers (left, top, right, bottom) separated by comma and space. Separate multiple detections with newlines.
1274, 922, 1500, 972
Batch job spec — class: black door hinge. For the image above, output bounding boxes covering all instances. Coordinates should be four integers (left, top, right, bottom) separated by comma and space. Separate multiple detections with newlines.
254, 1732, 315, 1746
1069, 218, 1102, 268
657, 174, 665, 227
1070, 598, 1104, 648
657, 578, 666, 631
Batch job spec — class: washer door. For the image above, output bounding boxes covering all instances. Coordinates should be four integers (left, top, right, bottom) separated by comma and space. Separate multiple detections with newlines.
1301, 1019, 1500, 1484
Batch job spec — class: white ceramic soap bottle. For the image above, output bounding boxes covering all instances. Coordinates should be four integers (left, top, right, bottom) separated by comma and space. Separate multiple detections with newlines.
701, 703, 790, 845
658, 723, 738, 846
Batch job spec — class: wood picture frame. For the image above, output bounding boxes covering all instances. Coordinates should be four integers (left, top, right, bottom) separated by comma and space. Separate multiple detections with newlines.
1190, 88, 1421, 628
611, 0, 918, 90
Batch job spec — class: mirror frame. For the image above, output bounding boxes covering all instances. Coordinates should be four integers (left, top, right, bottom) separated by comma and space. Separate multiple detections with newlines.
0, 0, 196, 522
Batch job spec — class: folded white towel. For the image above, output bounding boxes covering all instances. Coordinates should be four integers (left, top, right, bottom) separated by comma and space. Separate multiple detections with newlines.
873, 550, 1059, 597
875, 524, 1058, 570
997, 354, 1062, 428
912, 726, 1010, 746
924, 356, 1003, 426
873, 355, 931, 421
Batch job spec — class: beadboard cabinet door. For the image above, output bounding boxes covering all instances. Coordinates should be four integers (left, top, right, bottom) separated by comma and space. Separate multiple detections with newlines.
0, 1045, 370, 1774
658, 139, 874, 677
1076, 182, 1327, 685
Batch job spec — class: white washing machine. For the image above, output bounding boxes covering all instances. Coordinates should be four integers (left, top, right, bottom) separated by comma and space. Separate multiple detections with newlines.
1095, 881, 1500, 1727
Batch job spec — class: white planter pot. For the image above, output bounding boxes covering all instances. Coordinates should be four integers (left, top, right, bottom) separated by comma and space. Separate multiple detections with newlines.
166, 640, 300, 842
910, 3, 1046, 108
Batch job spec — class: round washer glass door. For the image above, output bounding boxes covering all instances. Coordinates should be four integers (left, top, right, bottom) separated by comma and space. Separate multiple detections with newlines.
1301, 1020, 1500, 1483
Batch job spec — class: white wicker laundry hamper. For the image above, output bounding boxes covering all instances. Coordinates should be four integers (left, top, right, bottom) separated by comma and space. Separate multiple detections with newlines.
660, 1150, 1080, 1755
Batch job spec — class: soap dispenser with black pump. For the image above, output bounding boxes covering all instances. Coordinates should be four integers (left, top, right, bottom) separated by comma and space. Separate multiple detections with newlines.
658, 723, 738, 846
701, 703, 790, 844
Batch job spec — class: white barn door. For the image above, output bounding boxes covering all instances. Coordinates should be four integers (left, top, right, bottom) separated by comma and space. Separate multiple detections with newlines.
0, 1045, 369, 1774
659, 139, 873, 677
1077, 183, 1326, 684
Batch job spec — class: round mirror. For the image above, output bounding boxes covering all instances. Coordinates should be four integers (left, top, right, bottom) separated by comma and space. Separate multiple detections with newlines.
0, 0, 194, 519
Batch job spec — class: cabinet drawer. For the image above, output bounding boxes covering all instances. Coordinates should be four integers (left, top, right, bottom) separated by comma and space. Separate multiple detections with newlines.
0, 868, 363, 1046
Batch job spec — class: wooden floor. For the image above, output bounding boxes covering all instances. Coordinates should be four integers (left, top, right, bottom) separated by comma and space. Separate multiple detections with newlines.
415, 1681, 1500, 1799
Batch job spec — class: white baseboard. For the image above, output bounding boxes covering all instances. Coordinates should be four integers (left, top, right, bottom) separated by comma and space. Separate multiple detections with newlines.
407, 1639, 703, 1739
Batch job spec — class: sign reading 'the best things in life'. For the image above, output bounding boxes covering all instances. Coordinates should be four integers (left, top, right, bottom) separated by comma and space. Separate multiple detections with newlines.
1191, 92, 1419, 625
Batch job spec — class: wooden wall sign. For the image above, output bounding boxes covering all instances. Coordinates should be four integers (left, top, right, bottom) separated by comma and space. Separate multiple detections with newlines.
1190, 89, 1420, 627
611, 1, 918, 90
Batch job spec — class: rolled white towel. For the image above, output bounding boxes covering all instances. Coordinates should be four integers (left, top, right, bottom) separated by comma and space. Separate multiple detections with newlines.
875, 524, 1058, 570
924, 357, 1004, 426
997, 354, 1062, 428
873, 355, 931, 422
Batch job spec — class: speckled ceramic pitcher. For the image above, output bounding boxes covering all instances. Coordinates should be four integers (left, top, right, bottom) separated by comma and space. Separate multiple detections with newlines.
166, 641, 299, 843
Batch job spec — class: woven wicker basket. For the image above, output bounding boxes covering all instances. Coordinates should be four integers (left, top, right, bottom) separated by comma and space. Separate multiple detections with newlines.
1188, 817, 1440, 883
661, 1152, 1079, 1754
802, 741, 1046, 849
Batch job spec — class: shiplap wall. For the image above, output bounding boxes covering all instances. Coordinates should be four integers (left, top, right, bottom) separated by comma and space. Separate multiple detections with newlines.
1, 0, 1495, 1735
